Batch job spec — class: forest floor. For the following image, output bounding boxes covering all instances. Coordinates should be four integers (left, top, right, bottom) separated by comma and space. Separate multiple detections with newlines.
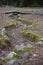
0, 7, 43, 65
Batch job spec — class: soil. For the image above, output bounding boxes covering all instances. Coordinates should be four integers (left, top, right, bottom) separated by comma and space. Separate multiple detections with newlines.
0, 12, 43, 65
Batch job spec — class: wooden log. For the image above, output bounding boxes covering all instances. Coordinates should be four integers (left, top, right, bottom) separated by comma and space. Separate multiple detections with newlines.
0, 10, 43, 15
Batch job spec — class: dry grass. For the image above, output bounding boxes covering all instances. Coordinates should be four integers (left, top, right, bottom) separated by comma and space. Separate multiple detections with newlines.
0, 6, 43, 12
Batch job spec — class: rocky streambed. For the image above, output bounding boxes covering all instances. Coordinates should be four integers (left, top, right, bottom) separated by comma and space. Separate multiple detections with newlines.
0, 12, 43, 65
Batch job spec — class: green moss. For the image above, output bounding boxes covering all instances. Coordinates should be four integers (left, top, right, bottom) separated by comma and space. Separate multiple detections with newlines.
10, 19, 16, 24
12, 49, 19, 58
23, 47, 30, 52
12, 49, 18, 53
21, 19, 32, 25
21, 29, 26, 36
4, 24, 16, 28
18, 17, 22, 21
4, 19, 17, 29
32, 23, 36, 27
21, 27, 28, 31
0, 44, 3, 49
21, 30, 40, 42
23, 47, 34, 52
2, 57, 13, 62
13, 53, 19, 58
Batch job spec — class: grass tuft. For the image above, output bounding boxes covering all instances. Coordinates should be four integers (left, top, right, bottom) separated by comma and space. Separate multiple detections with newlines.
21, 29, 40, 42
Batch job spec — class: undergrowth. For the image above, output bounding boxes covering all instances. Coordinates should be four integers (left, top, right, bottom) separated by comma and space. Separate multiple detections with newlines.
21, 29, 40, 42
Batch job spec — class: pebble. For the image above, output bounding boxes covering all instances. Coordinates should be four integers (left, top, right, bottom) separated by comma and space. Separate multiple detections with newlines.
7, 52, 16, 58
15, 44, 25, 51
33, 54, 37, 57
6, 60, 21, 65
26, 44, 33, 48
36, 41, 43, 46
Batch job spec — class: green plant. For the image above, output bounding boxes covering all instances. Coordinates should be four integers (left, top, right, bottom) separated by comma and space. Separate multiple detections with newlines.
12, 48, 19, 58
0, 28, 10, 47
21, 30, 40, 42
4, 37, 10, 47
4, 24, 16, 28
18, 17, 36, 26
13, 53, 19, 58
0, 44, 3, 49
18, 17, 22, 21
12, 49, 18, 53
10, 19, 16, 24
23, 47, 34, 52
17, 14, 21, 18
21, 29, 26, 34
2, 57, 13, 62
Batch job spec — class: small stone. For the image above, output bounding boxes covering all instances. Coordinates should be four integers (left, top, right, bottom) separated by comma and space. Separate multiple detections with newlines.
7, 52, 16, 58
23, 52, 29, 58
6, 60, 21, 65
1, 28, 5, 36
0, 57, 4, 60
40, 38, 43, 42
15, 44, 25, 51
2, 51, 5, 55
17, 22, 23, 26
19, 52, 29, 59
29, 58, 32, 61
26, 44, 33, 48
12, 32, 15, 38
28, 25, 32, 27
24, 24, 27, 28
33, 54, 37, 57
0, 57, 3, 65
36, 41, 43, 46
